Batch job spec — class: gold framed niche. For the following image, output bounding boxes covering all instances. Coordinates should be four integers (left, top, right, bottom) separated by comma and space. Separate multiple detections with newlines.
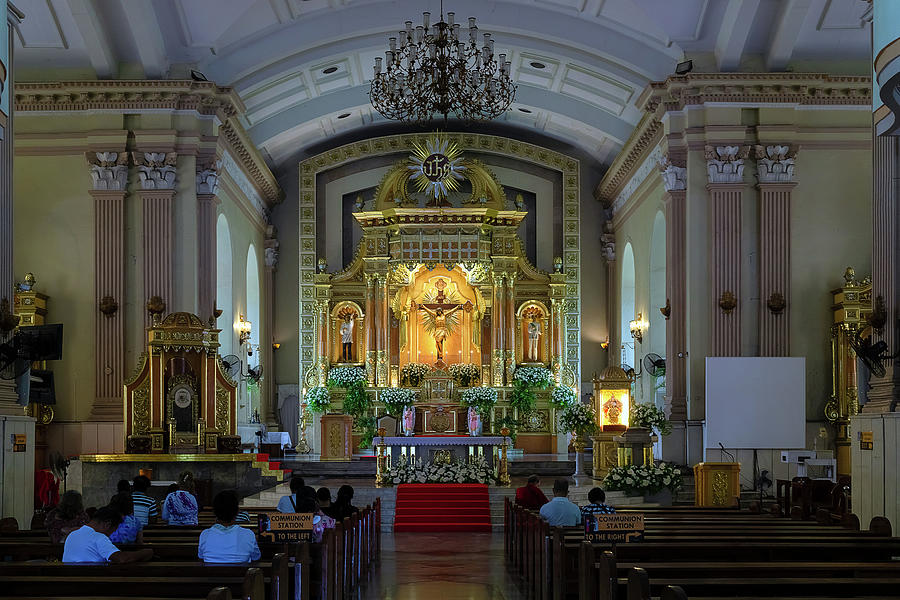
331, 301, 365, 365
516, 300, 550, 366
166, 371, 199, 447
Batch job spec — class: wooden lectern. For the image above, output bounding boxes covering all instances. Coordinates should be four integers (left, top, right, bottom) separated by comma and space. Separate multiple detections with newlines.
320, 414, 353, 461
694, 462, 741, 507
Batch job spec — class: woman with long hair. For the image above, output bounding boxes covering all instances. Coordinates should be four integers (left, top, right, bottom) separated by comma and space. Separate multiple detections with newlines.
162, 470, 199, 526
45, 490, 89, 543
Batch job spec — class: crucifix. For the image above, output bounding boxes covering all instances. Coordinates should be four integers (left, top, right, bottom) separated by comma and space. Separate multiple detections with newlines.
412, 279, 473, 367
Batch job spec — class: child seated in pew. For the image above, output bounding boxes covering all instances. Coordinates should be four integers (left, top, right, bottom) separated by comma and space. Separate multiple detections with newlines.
581, 487, 615, 534
108, 492, 143, 544
62, 507, 154, 564
162, 470, 199, 526
276, 475, 305, 513
198, 491, 261, 564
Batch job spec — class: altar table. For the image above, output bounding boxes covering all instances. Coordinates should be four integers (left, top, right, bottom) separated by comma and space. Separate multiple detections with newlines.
376, 435, 507, 467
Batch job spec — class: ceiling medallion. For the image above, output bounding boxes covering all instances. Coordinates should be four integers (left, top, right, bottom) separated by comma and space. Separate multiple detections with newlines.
369, 2, 516, 123
408, 135, 465, 205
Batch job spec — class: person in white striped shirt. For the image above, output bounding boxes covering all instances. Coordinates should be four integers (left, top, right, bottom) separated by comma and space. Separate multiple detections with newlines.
131, 475, 159, 526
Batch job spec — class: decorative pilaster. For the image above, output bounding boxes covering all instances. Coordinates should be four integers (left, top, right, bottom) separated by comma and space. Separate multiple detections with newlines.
505, 273, 517, 381
706, 145, 748, 357
263, 236, 279, 424
133, 151, 177, 328
755, 145, 797, 357
600, 218, 616, 365
0, 7, 18, 412
658, 154, 688, 420
86, 152, 128, 420
866, 135, 900, 412
196, 158, 222, 323
377, 275, 389, 387
364, 274, 377, 385
492, 273, 505, 386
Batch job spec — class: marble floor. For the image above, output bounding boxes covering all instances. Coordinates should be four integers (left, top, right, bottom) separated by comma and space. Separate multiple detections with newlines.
362, 532, 525, 600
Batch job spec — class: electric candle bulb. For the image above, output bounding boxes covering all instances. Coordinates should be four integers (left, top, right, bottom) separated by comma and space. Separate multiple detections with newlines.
447, 12, 455, 26
423, 11, 430, 29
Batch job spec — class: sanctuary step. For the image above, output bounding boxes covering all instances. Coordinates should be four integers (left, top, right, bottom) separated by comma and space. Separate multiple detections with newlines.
394, 483, 492, 532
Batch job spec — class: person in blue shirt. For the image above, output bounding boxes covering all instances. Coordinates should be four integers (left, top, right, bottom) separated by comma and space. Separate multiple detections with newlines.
538, 478, 582, 527
582, 487, 616, 533
108, 492, 143, 544
198, 490, 261, 564
62, 507, 153, 564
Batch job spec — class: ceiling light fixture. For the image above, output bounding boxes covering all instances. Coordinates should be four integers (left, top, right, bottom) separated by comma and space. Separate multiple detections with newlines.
675, 59, 693, 75
323, 66, 339, 74
369, 1, 516, 123
529, 61, 546, 69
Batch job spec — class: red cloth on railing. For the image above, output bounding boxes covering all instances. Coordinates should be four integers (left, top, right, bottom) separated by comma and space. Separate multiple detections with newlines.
35, 469, 59, 509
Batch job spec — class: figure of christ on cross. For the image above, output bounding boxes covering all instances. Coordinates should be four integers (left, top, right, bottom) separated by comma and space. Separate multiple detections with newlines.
412, 280, 473, 366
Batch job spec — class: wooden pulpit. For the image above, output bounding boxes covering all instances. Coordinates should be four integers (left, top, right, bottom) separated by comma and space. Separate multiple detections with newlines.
694, 462, 741, 507
320, 414, 353, 461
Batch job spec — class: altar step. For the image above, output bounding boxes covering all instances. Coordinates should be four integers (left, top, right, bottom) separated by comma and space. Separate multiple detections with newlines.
394, 484, 492, 532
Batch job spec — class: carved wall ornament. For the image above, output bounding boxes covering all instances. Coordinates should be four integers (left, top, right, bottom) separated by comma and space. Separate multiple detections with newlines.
754, 145, 797, 183
766, 292, 786, 315
657, 154, 686, 191
600, 221, 616, 263
660, 298, 671, 320
146, 295, 167, 318
99, 295, 119, 317
718, 291, 737, 314
705, 145, 749, 184
86, 151, 129, 191
868, 295, 887, 333
132, 151, 177, 190
196, 159, 223, 195
265, 245, 280, 269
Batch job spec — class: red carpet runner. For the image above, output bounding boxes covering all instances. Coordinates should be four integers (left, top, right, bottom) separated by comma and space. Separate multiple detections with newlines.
393, 483, 492, 532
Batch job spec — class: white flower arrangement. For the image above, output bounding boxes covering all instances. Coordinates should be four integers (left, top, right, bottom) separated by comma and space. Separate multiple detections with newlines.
379, 387, 417, 416
603, 462, 683, 497
630, 402, 673, 435
557, 401, 597, 436
448, 363, 481, 386
460, 386, 498, 417
384, 455, 497, 485
550, 385, 577, 408
400, 363, 432, 386
513, 365, 552, 388
327, 366, 366, 388
305, 386, 331, 414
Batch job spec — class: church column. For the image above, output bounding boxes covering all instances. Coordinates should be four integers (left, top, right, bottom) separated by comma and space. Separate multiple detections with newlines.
600, 220, 616, 371
377, 275, 389, 386
492, 273, 505, 386
659, 156, 688, 420
132, 152, 177, 328
196, 158, 221, 323
263, 238, 279, 424
86, 152, 129, 420
505, 273, 517, 380
705, 145, 748, 357
364, 274, 376, 385
755, 145, 797, 357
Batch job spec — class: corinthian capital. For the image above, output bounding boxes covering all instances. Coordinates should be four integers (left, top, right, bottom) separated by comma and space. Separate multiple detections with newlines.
132, 151, 177, 190
197, 159, 223, 195
657, 154, 686, 192
85, 151, 128, 191
705, 145, 749, 184
754, 145, 797, 184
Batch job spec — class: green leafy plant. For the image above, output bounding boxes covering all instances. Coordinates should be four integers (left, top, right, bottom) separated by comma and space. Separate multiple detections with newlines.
508, 381, 536, 413
496, 414, 520, 444
356, 415, 378, 450
630, 402, 672, 436
305, 386, 331, 414
341, 381, 371, 419
460, 386, 498, 417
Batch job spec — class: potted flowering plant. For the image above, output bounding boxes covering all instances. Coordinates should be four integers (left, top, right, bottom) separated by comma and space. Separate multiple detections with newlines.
602, 462, 683, 503
448, 363, 480, 387
385, 455, 497, 485
513, 366, 552, 388
630, 402, 672, 435
327, 366, 366, 388
305, 386, 331, 414
460, 386, 498, 436
400, 363, 431, 386
550, 385, 577, 408
379, 387, 417, 416
557, 401, 597, 477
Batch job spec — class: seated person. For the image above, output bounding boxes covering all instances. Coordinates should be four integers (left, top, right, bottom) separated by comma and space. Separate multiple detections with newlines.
45, 490, 90, 544
62, 507, 153, 563
539, 479, 582, 527
294, 493, 336, 544
198, 491, 261, 564
332, 485, 359, 522
108, 493, 143, 544
515, 474, 549, 510
276, 475, 305, 513
162, 471, 199, 526
235, 509, 252, 523
317, 487, 338, 519
131, 475, 159, 526
581, 487, 616, 533
116, 480, 131, 494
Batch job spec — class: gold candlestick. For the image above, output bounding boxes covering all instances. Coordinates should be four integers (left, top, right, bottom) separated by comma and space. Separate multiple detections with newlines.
375, 427, 387, 487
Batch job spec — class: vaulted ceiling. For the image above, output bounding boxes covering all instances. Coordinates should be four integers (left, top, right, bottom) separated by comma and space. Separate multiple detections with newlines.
13, 0, 871, 172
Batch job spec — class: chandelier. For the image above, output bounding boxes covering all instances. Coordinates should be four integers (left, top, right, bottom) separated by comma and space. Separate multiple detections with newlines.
369, 5, 516, 123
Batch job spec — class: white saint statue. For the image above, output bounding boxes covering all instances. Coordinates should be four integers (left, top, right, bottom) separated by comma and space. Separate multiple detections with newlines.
340, 314, 355, 362
527, 317, 542, 362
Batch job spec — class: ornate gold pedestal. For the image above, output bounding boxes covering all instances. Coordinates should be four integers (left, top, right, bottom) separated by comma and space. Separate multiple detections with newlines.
590, 431, 622, 480
694, 462, 740, 507
320, 414, 353, 461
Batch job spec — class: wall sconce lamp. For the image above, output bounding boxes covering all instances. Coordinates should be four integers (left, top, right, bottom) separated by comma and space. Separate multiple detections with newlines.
629, 313, 645, 344
600, 337, 609, 350
272, 342, 281, 351
238, 314, 252, 346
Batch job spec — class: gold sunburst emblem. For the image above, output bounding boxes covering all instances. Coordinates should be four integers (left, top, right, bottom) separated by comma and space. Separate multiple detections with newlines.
408, 135, 466, 207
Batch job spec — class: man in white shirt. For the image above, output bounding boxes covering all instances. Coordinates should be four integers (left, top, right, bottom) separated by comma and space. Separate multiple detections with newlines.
539, 479, 582, 527
62, 507, 154, 563
199, 490, 261, 563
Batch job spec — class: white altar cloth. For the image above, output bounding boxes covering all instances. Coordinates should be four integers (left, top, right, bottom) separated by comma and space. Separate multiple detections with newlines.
264, 431, 293, 448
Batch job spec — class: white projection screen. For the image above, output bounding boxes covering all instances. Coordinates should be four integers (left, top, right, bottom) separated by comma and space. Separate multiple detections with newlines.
705, 357, 806, 449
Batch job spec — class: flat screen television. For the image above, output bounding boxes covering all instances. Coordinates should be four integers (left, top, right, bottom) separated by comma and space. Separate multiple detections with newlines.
16, 324, 63, 361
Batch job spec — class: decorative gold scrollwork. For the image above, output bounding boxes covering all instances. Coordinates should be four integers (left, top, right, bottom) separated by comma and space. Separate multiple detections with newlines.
711, 471, 728, 506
